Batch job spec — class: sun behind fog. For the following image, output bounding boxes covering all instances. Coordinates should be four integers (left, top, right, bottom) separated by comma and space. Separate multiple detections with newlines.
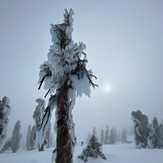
103, 83, 113, 93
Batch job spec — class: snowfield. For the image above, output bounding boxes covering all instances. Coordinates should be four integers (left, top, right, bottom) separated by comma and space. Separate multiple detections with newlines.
0, 142, 163, 163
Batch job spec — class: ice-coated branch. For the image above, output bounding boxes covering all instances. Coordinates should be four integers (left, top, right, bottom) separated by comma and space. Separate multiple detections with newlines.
84, 68, 99, 88
38, 94, 57, 133
38, 61, 52, 91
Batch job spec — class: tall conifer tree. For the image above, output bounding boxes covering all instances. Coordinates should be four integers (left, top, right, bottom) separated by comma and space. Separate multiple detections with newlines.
36, 9, 97, 163
11, 120, 22, 153
148, 117, 163, 149
131, 110, 150, 148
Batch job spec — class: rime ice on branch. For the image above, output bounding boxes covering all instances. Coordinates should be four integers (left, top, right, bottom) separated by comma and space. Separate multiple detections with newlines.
36, 8, 98, 163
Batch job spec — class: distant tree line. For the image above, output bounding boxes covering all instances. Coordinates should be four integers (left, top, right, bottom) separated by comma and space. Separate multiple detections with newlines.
131, 110, 163, 149
85, 125, 130, 146
78, 124, 131, 162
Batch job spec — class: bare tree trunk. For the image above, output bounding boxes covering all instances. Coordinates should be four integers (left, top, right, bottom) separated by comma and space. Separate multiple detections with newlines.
39, 144, 44, 151
56, 74, 73, 163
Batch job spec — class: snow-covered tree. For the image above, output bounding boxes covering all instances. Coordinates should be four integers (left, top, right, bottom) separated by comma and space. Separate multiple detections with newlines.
29, 125, 36, 150
33, 98, 45, 130
46, 123, 51, 148
121, 127, 127, 143
36, 9, 97, 163
131, 110, 150, 148
148, 117, 163, 149
92, 127, 97, 135
100, 128, 104, 144
26, 125, 31, 151
11, 120, 22, 153
110, 127, 116, 144
104, 125, 109, 144
78, 134, 106, 162
117, 130, 121, 141
160, 123, 163, 145
113, 126, 117, 142
0, 96, 11, 150
33, 98, 45, 151
0, 137, 12, 153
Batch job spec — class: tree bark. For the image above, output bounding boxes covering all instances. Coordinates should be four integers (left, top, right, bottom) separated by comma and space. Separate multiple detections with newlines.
56, 74, 73, 163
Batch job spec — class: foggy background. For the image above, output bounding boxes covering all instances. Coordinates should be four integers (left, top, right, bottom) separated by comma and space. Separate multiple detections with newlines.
1, 0, 163, 147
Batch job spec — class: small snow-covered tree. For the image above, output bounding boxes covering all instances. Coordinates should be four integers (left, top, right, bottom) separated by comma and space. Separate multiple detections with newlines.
131, 110, 150, 148
36, 9, 97, 163
148, 117, 163, 149
11, 120, 22, 153
33, 98, 45, 151
110, 127, 116, 144
0, 137, 12, 153
0, 96, 11, 150
26, 125, 31, 151
29, 125, 36, 150
78, 134, 106, 162
104, 125, 109, 144
92, 127, 97, 135
121, 127, 127, 143
100, 128, 104, 144
113, 126, 117, 142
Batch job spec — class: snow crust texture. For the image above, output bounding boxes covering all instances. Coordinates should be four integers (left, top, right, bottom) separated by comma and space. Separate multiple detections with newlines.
1, 142, 163, 163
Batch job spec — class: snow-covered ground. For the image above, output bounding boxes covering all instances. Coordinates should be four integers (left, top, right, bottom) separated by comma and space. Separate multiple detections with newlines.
0, 142, 163, 163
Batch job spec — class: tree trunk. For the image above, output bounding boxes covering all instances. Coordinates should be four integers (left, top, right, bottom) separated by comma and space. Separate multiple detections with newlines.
56, 74, 73, 163
39, 144, 44, 151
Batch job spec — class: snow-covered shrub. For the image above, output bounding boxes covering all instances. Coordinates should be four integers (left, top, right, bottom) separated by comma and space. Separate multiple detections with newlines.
131, 110, 150, 148
0, 96, 11, 150
11, 120, 22, 153
78, 134, 106, 162
148, 117, 163, 149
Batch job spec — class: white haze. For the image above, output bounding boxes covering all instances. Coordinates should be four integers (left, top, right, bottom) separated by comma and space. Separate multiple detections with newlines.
0, 0, 163, 147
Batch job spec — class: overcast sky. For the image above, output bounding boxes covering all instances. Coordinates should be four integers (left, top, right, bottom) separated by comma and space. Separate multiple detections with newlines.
1, 0, 163, 145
